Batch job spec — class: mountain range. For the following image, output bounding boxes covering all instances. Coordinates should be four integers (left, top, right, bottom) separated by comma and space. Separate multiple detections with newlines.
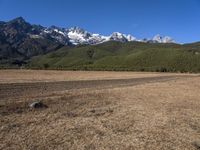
1, 17, 200, 73
0, 17, 175, 45
43, 26, 175, 45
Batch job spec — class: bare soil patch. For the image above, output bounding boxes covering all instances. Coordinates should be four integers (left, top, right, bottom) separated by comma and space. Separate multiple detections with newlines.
0, 70, 200, 149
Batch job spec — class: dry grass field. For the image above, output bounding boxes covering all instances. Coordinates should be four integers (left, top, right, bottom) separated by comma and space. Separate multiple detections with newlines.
0, 70, 200, 149
0, 69, 185, 83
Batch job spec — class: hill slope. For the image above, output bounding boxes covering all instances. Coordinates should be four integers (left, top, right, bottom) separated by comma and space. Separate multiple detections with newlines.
0, 17, 176, 68
0, 17, 63, 67
29, 41, 200, 72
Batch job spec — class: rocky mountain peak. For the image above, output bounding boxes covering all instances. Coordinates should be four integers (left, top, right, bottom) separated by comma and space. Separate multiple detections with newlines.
0, 17, 176, 46
8, 17, 27, 25
67, 26, 87, 34
152, 34, 175, 43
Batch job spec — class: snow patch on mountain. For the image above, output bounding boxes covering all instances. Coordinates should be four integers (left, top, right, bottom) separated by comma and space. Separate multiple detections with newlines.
152, 34, 175, 43
40, 26, 175, 45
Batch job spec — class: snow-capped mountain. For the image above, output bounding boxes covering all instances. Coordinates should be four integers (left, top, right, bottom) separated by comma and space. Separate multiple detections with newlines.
0, 17, 178, 68
41, 26, 175, 45
41, 26, 140, 45
0, 17, 176, 48
109, 32, 136, 42
66, 27, 105, 45
151, 34, 175, 43
42, 26, 70, 45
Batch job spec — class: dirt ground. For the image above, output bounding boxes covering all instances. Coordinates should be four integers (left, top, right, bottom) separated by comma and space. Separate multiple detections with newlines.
0, 69, 186, 83
0, 70, 200, 150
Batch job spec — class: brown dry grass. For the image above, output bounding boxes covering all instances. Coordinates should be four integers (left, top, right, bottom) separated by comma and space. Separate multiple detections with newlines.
0, 69, 187, 83
0, 70, 200, 149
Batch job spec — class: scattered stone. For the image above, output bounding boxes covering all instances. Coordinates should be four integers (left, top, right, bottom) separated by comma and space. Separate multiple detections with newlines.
90, 109, 96, 113
66, 112, 78, 117
29, 101, 47, 109
193, 140, 200, 149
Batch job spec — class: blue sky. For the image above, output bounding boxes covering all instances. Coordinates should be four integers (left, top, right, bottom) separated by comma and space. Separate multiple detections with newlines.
0, 0, 200, 43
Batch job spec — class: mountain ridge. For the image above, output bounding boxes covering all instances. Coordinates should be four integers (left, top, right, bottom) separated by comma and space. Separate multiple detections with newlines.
1, 17, 200, 73
1, 17, 176, 46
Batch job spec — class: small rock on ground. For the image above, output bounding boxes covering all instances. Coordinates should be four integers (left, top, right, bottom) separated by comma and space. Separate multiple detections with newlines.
29, 101, 47, 109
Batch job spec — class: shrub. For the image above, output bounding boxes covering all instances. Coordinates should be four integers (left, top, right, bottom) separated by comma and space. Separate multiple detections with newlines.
43, 63, 49, 69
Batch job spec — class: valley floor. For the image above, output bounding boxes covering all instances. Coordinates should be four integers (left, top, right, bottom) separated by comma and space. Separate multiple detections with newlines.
0, 70, 200, 149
